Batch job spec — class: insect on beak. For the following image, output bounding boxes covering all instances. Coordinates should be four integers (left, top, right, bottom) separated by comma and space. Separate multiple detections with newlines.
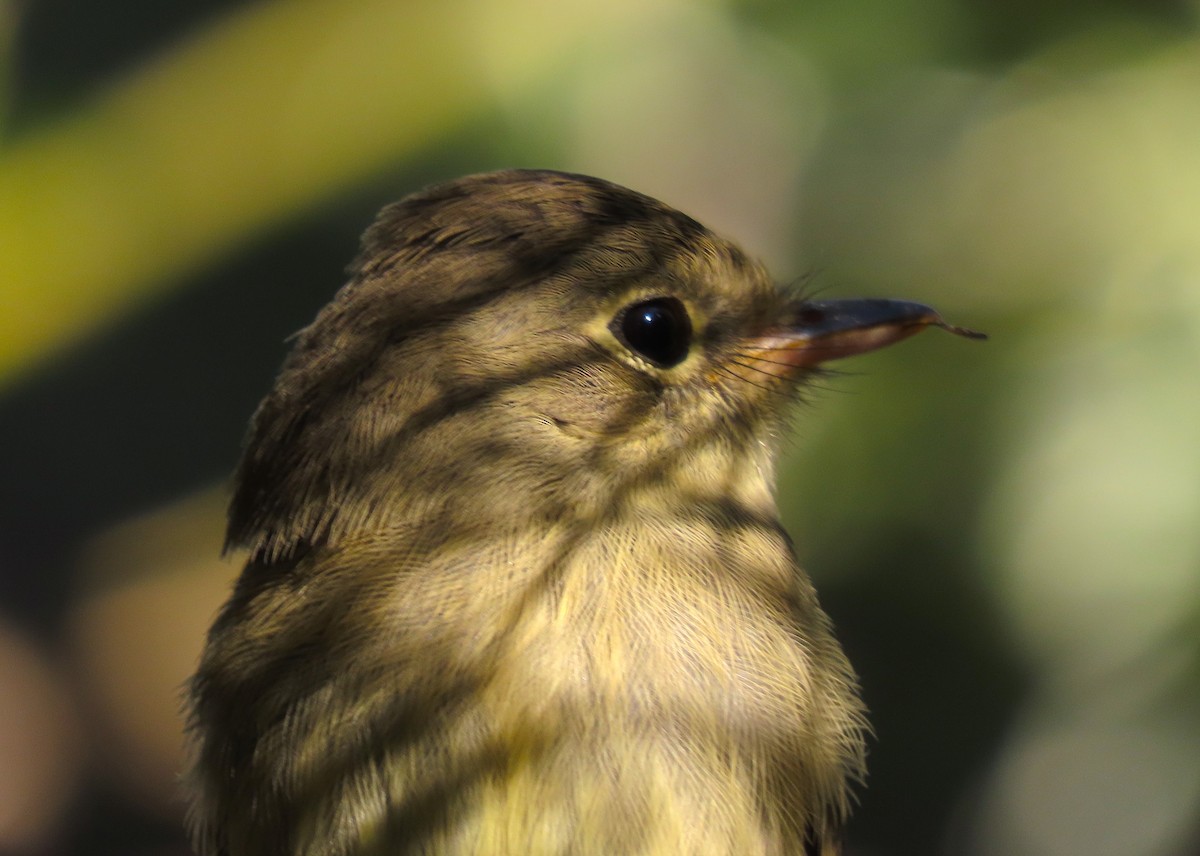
743, 298, 986, 378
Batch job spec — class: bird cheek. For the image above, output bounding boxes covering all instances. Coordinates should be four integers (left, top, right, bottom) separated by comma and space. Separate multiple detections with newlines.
540, 414, 595, 443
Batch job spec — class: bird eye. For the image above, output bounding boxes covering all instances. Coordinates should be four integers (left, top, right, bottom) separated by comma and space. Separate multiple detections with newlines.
612, 297, 693, 368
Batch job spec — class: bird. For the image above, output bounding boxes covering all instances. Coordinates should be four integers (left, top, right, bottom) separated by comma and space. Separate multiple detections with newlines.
185, 169, 982, 856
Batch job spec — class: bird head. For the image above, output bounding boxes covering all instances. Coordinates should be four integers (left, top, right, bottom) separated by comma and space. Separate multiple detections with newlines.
225, 170, 977, 566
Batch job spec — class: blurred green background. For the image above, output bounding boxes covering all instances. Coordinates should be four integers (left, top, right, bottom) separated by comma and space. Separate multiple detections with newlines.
2, 1, 1198, 854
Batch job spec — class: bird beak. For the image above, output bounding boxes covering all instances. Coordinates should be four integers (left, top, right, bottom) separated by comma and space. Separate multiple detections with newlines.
744, 298, 986, 379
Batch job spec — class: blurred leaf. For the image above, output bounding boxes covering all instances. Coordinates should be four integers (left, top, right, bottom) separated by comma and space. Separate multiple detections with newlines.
0, 0, 13, 135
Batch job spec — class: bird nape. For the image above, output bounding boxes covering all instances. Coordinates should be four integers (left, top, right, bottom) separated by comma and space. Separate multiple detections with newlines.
185, 169, 982, 856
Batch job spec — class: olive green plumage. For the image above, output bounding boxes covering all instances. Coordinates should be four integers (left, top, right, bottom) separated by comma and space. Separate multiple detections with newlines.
187, 170, 873, 856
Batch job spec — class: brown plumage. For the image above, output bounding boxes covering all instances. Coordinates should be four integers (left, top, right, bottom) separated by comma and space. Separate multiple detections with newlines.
186, 169, 981, 856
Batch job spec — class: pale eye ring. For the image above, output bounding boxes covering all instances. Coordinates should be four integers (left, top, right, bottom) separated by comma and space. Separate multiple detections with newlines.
611, 297, 692, 368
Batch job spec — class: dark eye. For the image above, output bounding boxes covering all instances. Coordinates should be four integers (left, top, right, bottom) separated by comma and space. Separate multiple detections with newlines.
612, 297, 693, 368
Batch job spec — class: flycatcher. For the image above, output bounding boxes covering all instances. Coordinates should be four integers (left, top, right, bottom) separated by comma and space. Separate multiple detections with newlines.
186, 170, 981, 856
